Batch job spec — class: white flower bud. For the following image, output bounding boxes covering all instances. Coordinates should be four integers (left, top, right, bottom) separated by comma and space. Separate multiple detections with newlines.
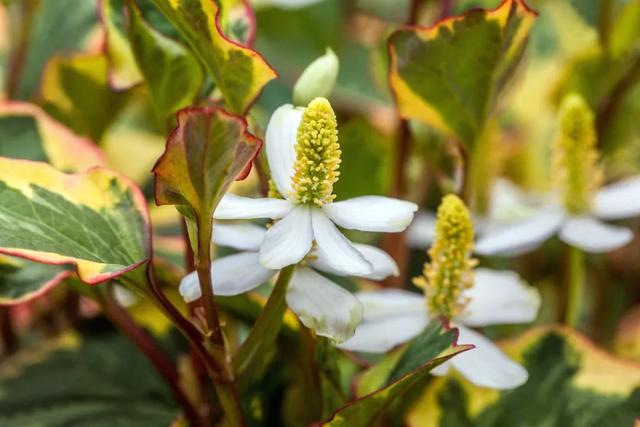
292, 48, 339, 107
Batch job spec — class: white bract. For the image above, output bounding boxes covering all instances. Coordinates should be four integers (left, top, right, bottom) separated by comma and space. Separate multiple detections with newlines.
179, 223, 399, 342
338, 269, 540, 389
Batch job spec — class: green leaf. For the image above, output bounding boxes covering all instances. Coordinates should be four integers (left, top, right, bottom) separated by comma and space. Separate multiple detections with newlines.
148, 0, 277, 113
126, 1, 204, 120
14, 0, 97, 100
0, 255, 69, 305
0, 321, 180, 426
0, 157, 150, 284
322, 324, 472, 426
152, 107, 261, 215
408, 326, 640, 426
388, 0, 537, 146
0, 102, 107, 171
40, 53, 132, 142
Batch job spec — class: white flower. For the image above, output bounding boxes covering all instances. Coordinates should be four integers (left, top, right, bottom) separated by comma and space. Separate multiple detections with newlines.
408, 179, 565, 256
179, 223, 399, 342
408, 177, 639, 255
338, 268, 541, 389
213, 98, 418, 273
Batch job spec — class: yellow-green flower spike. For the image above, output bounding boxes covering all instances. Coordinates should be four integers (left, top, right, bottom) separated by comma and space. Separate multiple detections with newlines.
413, 194, 477, 319
291, 97, 341, 206
554, 93, 602, 215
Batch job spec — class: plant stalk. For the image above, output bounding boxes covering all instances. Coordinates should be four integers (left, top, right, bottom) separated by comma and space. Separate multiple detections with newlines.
566, 246, 586, 328
0, 307, 17, 356
233, 265, 295, 382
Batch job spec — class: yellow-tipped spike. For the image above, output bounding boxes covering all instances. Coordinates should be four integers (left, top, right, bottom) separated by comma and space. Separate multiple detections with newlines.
413, 195, 476, 319
554, 93, 602, 214
291, 97, 341, 206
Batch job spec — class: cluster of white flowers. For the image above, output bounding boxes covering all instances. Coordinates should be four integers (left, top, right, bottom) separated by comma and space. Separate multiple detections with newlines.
180, 95, 637, 391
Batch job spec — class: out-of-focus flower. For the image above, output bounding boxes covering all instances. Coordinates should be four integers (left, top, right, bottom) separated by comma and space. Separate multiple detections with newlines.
179, 223, 398, 342
339, 195, 541, 389
213, 97, 417, 273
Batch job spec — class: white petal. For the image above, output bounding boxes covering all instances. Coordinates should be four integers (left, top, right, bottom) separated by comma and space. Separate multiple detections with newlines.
435, 325, 528, 390
311, 209, 372, 276
338, 289, 427, 353
356, 289, 426, 322
457, 268, 541, 327
475, 208, 565, 257
593, 176, 640, 220
265, 104, 303, 199
322, 196, 418, 232
286, 267, 362, 343
213, 223, 266, 251
309, 243, 398, 280
337, 312, 429, 353
559, 216, 633, 253
178, 252, 275, 302
259, 206, 313, 269
214, 194, 293, 220
406, 211, 437, 249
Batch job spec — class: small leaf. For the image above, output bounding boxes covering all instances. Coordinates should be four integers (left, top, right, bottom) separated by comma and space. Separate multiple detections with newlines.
148, 0, 277, 113
219, 0, 257, 46
0, 102, 107, 172
323, 324, 472, 426
40, 53, 132, 142
409, 326, 640, 427
126, 1, 204, 120
0, 322, 181, 426
388, 0, 537, 146
152, 107, 261, 215
0, 157, 150, 284
0, 256, 70, 305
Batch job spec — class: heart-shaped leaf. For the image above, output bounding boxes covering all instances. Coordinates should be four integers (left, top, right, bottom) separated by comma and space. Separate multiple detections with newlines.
0, 256, 70, 305
152, 106, 261, 215
148, 0, 277, 113
388, 0, 537, 147
0, 157, 150, 284
408, 326, 640, 426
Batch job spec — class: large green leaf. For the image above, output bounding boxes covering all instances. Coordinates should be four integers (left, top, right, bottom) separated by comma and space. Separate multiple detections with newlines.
322, 323, 473, 426
0, 102, 107, 172
148, 0, 277, 113
40, 53, 132, 142
388, 0, 537, 146
0, 321, 180, 426
408, 326, 640, 426
153, 107, 261, 215
0, 157, 150, 284
125, 1, 204, 121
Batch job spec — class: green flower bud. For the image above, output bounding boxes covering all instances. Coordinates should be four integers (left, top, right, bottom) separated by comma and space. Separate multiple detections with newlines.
292, 48, 339, 107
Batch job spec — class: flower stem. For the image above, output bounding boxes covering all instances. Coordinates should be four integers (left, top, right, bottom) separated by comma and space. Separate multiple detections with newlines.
233, 265, 296, 383
566, 246, 586, 328
98, 284, 208, 427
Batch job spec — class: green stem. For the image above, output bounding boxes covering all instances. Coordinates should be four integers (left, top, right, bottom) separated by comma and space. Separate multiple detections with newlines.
233, 265, 296, 383
566, 246, 586, 328
598, 0, 613, 56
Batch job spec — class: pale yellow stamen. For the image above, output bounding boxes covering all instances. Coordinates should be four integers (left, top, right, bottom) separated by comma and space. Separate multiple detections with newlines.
413, 195, 477, 319
554, 93, 602, 215
291, 97, 340, 206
